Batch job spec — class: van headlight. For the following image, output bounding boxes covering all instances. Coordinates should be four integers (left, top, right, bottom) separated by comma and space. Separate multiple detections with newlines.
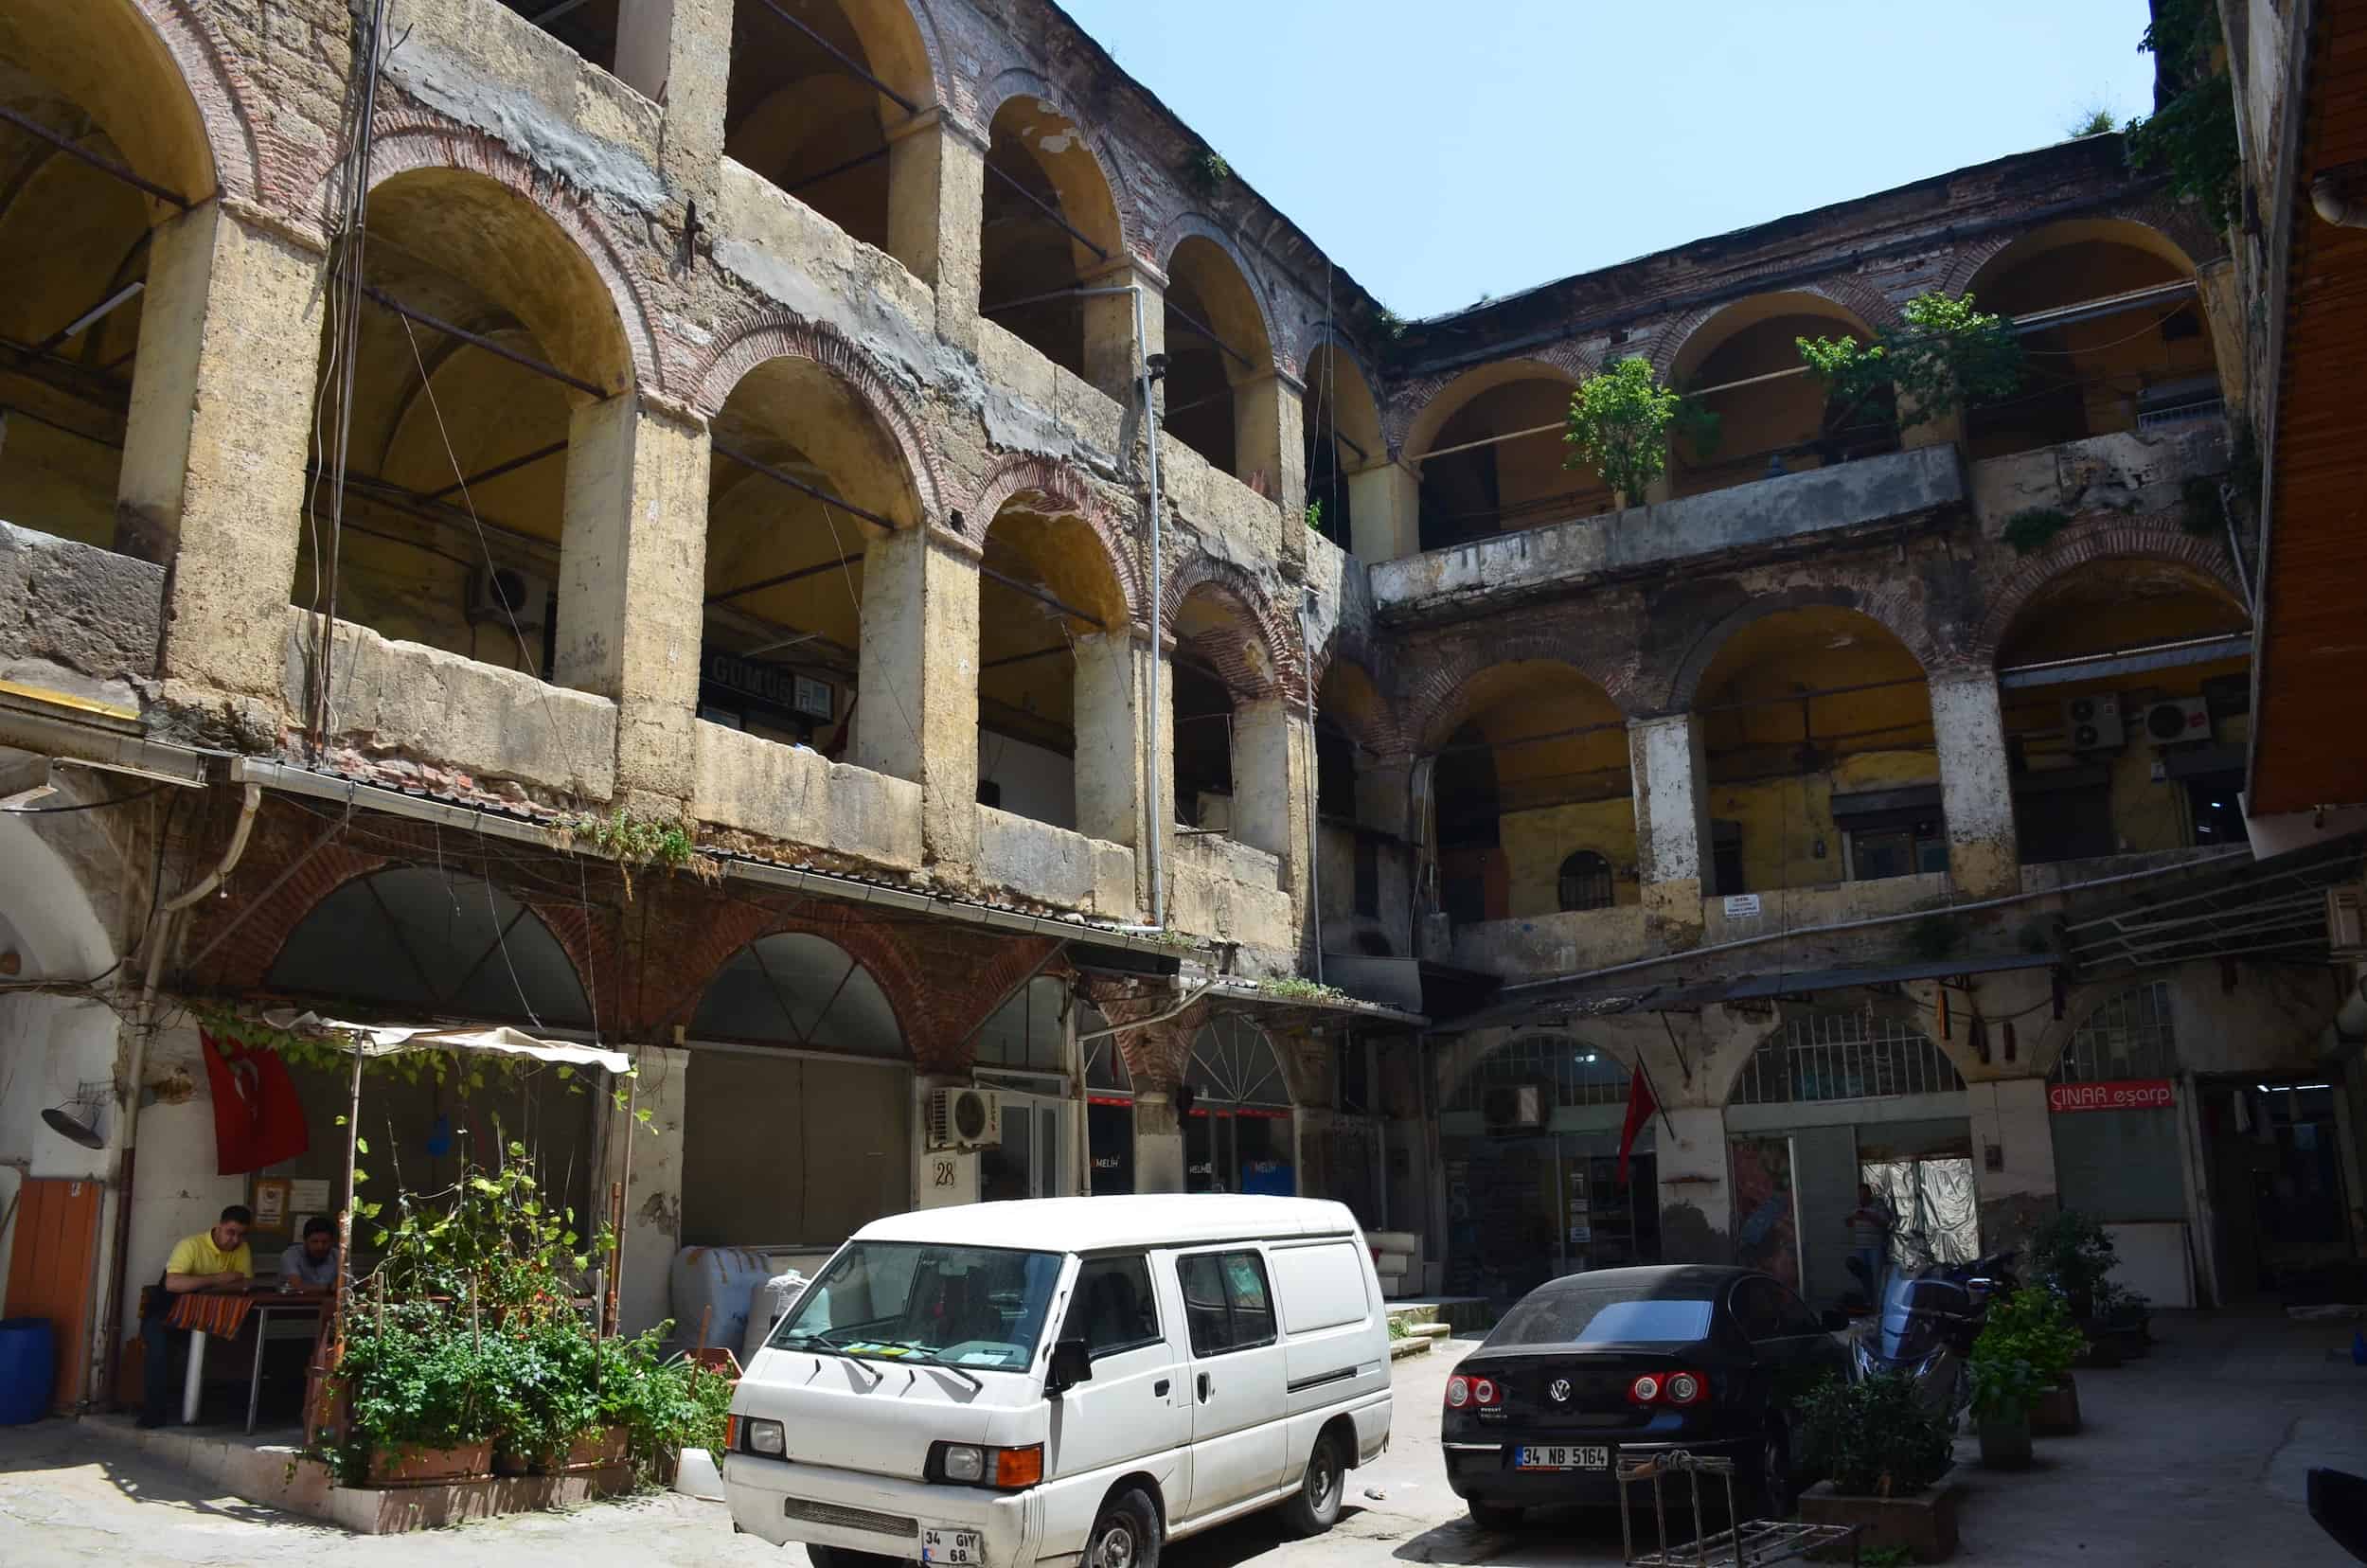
942, 1445, 986, 1484
743, 1417, 787, 1456
930, 1442, 1044, 1489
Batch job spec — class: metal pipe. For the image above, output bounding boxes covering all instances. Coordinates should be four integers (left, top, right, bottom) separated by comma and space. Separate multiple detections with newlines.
1137, 285, 1168, 930
1301, 589, 1323, 986
746, 0, 919, 115
1164, 297, 1259, 373
0, 104, 191, 210
33, 281, 145, 359
1075, 981, 1216, 1044
428, 438, 568, 501
979, 561, 1107, 629
1997, 633, 2253, 691
703, 555, 861, 605
984, 158, 1112, 264
359, 286, 611, 399
712, 439, 901, 532
785, 140, 894, 196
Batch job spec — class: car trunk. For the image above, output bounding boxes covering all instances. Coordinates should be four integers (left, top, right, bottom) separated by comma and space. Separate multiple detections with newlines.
1471, 1345, 1710, 1435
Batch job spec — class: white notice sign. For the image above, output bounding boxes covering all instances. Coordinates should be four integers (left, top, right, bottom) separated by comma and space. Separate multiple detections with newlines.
289, 1178, 332, 1212
1723, 893, 1762, 918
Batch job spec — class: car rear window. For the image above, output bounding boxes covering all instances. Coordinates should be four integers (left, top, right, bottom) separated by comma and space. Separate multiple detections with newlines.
1488, 1289, 1717, 1347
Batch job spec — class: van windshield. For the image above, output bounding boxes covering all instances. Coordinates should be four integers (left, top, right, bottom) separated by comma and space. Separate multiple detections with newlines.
770, 1242, 1065, 1372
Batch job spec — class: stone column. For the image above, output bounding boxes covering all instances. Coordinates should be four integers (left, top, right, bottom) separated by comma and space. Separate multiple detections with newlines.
1081, 257, 1162, 409
1967, 1077, 2057, 1256
554, 394, 711, 809
1654, 1105, 1732, 1264
1231, 696, 1310, 885
1232, 370, 1290, 507
1931, 668, 2020, 898
2194, 258, 2247, 415
121, 204, 325, 700
1346, 462, 1416, 562
607, 1042, 688, 1337
1132, 1093, 1184, 1194
885, 108, 987, 353
1628, 713, 1712, 944
1073, 629, 1148, 850
1357, 753, 1415, 842
1269, 372, 1308, 572
614, 0, 732, 210
854, 524, 981, 872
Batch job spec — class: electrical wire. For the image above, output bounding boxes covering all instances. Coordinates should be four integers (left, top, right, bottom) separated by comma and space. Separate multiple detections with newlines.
4, 782, 164, 813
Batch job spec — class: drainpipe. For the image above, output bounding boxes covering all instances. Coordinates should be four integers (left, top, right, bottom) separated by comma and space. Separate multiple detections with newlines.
1300, 587, 1324, 984
1133, 286, 1168, 929
1075, 980, 1216, 1044
2310, 169, 2367, 229
95, 781, 259, 1401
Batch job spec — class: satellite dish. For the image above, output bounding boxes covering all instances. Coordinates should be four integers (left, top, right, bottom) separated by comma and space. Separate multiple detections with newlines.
43, 1103, 104, 1150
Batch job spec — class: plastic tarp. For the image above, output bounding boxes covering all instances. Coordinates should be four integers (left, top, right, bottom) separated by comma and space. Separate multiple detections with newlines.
255, 1008, 631, 1077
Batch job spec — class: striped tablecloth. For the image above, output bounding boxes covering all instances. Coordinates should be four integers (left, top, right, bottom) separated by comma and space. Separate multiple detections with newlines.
168, 1288, 276, 1337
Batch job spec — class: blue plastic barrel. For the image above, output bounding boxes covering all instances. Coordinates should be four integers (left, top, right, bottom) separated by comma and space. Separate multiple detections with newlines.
0, 1317, 57, 1424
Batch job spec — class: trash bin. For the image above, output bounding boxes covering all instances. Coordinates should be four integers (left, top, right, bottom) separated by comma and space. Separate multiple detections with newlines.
0, 1317, 57, 1425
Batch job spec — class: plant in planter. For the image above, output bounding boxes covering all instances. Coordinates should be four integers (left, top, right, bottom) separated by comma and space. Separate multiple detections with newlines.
1973, 1287, 2086, 1443
2027, 1207, 2131, 1362
1796, 1373, 1960, 1560
1966, 1352, 2040, 1469
2095, 1280, 2154, 1357
333, 1300, 507, 1486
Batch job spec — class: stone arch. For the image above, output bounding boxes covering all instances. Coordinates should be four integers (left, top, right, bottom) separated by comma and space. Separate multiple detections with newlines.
1940, 211, 2210, 302
1645, 277, 1901, 381
1162, 554, 1302, 703
693, 311, 948, 526
1974, 519, 2247, 664
974, 69, 1144, 255
1399, 355, 1590, 465
1404, 634, 1634, 754
967, 454, 1143, 623
1314, 653, 1410, 760
1156, 215, 1281, 372
1660, 583, 1942, 715
306, 114, 663, 399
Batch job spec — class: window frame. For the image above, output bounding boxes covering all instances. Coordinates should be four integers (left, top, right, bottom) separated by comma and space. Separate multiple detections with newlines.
1174, 1247, 1279, 1358
1062, 1252, 1165, 1363
1556, 848, 1615, 913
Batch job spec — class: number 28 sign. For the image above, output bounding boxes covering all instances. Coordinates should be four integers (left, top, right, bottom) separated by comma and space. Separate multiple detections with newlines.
2048, 1078, 2174, 1114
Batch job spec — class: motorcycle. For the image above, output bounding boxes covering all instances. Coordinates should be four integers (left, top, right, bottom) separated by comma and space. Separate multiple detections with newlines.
1847, 1234, 2019, 1422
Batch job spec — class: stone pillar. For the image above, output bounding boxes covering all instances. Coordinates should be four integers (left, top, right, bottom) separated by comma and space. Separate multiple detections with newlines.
1628, 713, 1711, 944
1073, 629, 1148, 849
1347, 462, 1416, 562
1233, 370, 1289, 504
2194, 258, 2247, 415
1132, 1092, 1184, 1194
1654, 1105, 1731, 1264
554, 394, 711, 808
608, 1042, 688, 1337
1931, 668, 2020, 898
1269, 372, 1308, 563
885, 109, 987, 353
1231, 696, 1311, 894
1082, 257, 1161, 409
1357, 753, 1415, 841
121, 204, 325, 699
1967, 1077, 2057, 1256
854, 525, 981, 871
614, 0, 732, 210
1897, 388, 1964, 451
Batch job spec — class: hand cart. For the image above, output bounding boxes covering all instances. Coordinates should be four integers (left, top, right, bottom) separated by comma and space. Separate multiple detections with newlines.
1617, 1450, 1860, 1567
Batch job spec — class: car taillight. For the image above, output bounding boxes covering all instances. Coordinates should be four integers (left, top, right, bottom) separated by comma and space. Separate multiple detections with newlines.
1472, 1378, 1501, 1407
1629, 1371, 1709, 1407
1445, 1375, 1470, 1409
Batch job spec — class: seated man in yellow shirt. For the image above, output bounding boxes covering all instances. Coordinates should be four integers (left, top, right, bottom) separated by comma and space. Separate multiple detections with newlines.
138, 1204, 254, 1427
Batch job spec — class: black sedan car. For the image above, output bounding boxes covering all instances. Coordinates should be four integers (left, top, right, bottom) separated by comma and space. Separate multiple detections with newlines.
1440, 1264, 1845, 1528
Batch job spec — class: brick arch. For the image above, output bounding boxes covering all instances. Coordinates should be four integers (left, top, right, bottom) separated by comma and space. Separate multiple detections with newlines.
1401, 633, 1635, 754
1645, 276, 1901, 381
293, 111, 667, 400
1154, 214, 1282, 373
1392, 351, 1593, 463
1938, 202, 2220, 300
972, 68, 1147, 258
967, 453, 1144, 625
1311, 649, 1411, 760
1657, 582, 1943, 715
1289, 319, 1386, 391
140, 0, 274, 206
691, 311, 949, 525
649, 901, 933, 1057
1162, 555, 1304, 704
1973, 518, 2246, 664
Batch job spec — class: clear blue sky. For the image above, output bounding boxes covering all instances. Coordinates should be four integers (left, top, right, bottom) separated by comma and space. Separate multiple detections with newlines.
1059, 1, 2160, 319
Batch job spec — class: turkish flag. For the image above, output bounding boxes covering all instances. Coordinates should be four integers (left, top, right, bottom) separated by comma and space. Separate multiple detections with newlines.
1616, 1068, 1657, 1187
201, 1030, 311, 1175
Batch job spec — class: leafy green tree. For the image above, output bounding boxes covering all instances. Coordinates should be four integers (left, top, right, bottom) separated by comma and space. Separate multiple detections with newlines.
2127, 0, 2241, 232
1564, 356, 1717, 504
1797, 290, 2025, 444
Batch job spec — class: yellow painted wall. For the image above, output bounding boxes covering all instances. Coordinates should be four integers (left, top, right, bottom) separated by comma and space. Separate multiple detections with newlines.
1709, 747, 1940, 893
1502, 795, 1643, 918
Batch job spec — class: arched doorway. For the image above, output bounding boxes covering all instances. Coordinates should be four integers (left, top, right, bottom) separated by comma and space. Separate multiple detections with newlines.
1668, 293, 1898, 497
681, 932, 911, 1252
1183, 1015, 1294, 1194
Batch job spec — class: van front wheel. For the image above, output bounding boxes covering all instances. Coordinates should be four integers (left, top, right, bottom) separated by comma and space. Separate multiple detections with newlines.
1086, 1487, 1161, 1568
1282, 1431, 1347, 1536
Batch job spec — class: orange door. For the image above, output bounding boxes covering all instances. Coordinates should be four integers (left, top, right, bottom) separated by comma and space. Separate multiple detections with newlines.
4, 1177, 103, 1413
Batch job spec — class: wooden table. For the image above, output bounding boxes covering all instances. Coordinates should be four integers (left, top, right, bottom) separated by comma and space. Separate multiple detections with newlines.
169, 1288, 326, 1432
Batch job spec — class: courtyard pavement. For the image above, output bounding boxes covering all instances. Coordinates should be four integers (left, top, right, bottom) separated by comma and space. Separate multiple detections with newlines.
1, 1308, 2361, 1566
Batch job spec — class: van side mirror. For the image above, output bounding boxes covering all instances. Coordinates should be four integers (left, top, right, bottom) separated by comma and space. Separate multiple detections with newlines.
1047, 1337, 1094, 1397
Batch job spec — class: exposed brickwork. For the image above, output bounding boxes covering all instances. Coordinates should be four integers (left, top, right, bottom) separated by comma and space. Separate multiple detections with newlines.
1397, 615, 1643, 751
1163, 555, 1306, 704
966, 453, 1145, 624
1643, 274, 1904, 378
145, 0, 271, 206
1970, 516, 2246, 663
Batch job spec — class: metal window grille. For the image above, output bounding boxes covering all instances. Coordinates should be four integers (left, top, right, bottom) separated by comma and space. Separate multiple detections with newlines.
2050, 980, 2176, 1083
1557, 850, 1615, 912
1730, 1012, 1963, 1106
1448, 1034, 1630, 1111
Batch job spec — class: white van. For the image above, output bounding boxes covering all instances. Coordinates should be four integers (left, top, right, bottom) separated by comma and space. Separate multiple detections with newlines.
723, 1195, 1393, 1568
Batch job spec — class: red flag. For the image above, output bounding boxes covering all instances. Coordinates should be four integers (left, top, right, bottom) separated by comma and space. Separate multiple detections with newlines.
1616, 1068, 1657, 1186
201, 1030, 311, 1175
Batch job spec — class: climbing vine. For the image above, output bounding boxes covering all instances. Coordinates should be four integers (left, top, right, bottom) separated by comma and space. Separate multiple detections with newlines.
567, 808, 703, 900
2126, 0, 2242, 233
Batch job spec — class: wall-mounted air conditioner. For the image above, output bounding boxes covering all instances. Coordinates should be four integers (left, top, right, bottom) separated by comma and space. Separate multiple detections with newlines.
2063, 693, 2124, 752
2141, 698, 2211, 746
469, 565, 551, 631
925, 1087, 1003, 1152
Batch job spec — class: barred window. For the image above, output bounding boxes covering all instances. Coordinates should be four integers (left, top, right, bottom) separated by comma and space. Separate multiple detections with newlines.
1557, 851, 1615, 913
2051, 981, 2176, 1083
1448, 1034, 1630, 1111
1731, 1013, 1963, 1106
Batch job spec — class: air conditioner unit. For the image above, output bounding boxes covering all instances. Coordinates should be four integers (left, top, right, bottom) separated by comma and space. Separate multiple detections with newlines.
2140, 697, 2211, 746
925, 1086, 1003, 1152
1480, 1084, 1544, 1131
2062, 693, 2125, 752
469, 565, 551, 631
2328, 886, 2367, 957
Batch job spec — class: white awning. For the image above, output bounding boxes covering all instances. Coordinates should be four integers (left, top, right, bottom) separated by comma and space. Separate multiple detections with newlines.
257, 1009, 632, 1077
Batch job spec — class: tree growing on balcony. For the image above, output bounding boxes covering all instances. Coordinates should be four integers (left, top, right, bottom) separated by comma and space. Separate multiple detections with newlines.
1563, 356, 1718, 506
1797, 290, 2025, 446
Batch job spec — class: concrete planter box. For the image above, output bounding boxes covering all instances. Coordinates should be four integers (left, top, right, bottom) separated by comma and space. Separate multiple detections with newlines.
365, 1439, 493, 1488
1800, 1478, 1961, 1561
1978, 1411, 2034, 1469
2032, 1377, 2082, 1435
494, 1426, 630, 1476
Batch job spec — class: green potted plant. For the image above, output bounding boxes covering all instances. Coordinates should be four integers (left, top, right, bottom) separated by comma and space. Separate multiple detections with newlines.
2027, 1208, 2125, 1363
2095, 1280, 2153, 1360
1796, 1372, 1961, 1560
1967, 1353, 2039, 1469
335, 1302, 505, 1486
1972, 1288, 2087, 1444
